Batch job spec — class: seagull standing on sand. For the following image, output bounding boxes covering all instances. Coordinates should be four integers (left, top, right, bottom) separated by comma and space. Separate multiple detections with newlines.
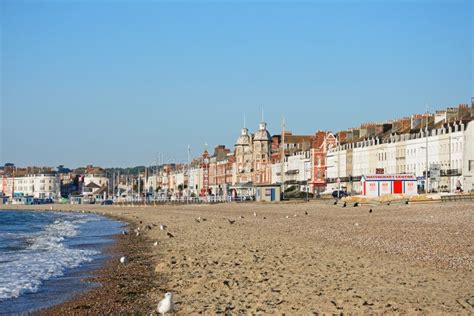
154, 241, 158, 247
120, 256, 127, 264
253, 212, 257, 217
157, 292, 174, 316
160, 224, 167, 231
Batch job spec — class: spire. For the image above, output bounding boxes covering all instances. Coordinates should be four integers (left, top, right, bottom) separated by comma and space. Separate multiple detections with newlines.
244, 115, 246, 129
261, 107, 264, 122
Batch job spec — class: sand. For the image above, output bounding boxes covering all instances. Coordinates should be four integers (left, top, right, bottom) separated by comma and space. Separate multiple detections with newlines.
3, 200, 473, 314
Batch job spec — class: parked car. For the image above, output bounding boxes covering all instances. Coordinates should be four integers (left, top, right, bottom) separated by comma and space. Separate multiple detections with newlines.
101, 200, 113, 205
332, 190, 348, 199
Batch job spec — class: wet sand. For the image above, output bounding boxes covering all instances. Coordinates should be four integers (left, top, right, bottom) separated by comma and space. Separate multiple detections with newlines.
3, 200, 473, 314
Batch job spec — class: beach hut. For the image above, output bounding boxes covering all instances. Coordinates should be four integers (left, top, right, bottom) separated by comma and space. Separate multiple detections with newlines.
255, 184, 281, 202
360, 174, 417, 197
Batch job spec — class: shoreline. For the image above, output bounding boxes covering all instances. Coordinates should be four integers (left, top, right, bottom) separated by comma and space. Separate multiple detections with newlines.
35, 223, 161, 315
2, 201, 473, 314
0, 206, 162, 315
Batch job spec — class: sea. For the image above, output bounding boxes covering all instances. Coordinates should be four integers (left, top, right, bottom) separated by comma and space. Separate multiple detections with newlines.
0, 210, 124, 315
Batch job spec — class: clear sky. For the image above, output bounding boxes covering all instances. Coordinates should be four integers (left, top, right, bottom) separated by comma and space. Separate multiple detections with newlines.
1, 0, 472, 168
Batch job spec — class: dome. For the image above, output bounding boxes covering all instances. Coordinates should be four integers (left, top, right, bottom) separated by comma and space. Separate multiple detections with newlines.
236, 128, 251, 146
253, 122, 271, 141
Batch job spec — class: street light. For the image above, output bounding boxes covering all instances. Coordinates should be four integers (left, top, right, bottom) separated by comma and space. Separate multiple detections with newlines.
421, 145, 428, 193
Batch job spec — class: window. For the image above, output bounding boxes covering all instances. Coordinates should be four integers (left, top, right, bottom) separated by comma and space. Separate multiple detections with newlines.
469, 160, 474, 172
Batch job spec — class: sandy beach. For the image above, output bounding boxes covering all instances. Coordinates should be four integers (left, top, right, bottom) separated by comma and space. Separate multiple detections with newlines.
3, 200, 473, 314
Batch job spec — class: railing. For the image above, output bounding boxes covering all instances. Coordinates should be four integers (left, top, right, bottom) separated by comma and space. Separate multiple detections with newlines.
440, 169, 462, 176
112, 195, 254, 205
441, 194, 473, 202
326, 176, 361, 184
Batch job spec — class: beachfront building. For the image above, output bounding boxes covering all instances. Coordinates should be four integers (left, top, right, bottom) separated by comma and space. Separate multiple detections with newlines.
188, 164, 202, 197
309, 131, 336, 195
2, 173, 61, 200
326, 105, 473, 194
80, 166, 110, 201
234, 127, 253, 184
462, 120, 474, 192
252, 121, 272, 185
270, 151, 311, 191
228, 120, 273, 197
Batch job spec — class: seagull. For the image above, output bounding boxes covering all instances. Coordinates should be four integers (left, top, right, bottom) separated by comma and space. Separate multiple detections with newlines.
166, 232, 174, 238
293, 214, 297, 217
285, 215, 289, 219
136, 231, 140, 236
154, 241, 158, 247
353, 202, 359, 207
160, 224, 167, 231
263, 216, 266, 220
304, 211, 308, 216
194, 218, 201, 223
226, 218, 236, 225
253, 212, 257, 217
369, 209, 373, 213
157, 292, 174, 316
239, 216, 244, 219
120, 256, 127, 264
122, 230, 128, 235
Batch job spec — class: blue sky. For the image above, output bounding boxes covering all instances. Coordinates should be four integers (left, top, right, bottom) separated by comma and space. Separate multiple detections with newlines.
1, 0, 472, 168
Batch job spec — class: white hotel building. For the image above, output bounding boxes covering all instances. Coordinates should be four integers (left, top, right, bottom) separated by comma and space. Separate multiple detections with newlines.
2, 173, 61, 200
327, 120, 473, 193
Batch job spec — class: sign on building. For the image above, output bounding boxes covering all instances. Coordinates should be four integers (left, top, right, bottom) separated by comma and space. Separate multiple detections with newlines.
361, 174, 418, 197
430, 164, 441, 182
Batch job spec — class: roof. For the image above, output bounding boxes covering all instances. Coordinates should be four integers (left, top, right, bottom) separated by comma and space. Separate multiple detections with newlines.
85, 182, 101, 189
94, 186, 108, 195
253, 122, 271, 142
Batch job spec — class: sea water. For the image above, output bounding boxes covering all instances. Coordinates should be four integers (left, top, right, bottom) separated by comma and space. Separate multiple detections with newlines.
0, 210, 123, 315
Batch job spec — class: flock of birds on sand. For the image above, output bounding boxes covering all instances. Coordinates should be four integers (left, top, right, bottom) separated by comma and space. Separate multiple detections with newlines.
116, 199, 383, 315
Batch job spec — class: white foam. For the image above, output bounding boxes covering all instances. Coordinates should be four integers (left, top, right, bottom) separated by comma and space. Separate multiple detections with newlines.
0, 216, 100, 300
